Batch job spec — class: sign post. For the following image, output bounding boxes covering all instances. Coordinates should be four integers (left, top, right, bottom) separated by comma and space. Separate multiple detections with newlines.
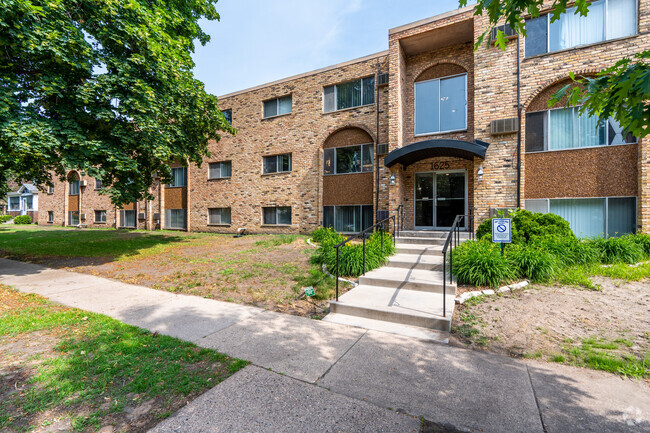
492, 218, 512, 255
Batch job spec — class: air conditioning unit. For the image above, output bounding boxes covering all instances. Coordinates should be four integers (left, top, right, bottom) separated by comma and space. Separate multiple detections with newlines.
153, 212, 161, 221
490, 117, 519, 135
377, 73, 389, 86
138, 212, 145, 220
80, 213, 86, 220
491, 23, 517, 42
79, 180, 87, 187
377, 143, 389, 155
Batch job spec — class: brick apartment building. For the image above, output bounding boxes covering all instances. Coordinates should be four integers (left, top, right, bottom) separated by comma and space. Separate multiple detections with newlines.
38, 0, 649, 238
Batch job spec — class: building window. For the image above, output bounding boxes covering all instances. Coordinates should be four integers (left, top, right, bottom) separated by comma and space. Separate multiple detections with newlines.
209, 161, 232, 179
208, 207, 231, 225
8, 196, 19, 210
525, 197, 636, 238
69, 179, 80, 195
69, 211, 80, 226
95, 179, 103, 189
525, 0, 637, 57
323, 77, 375, 113
165, 209, 186, 229
24, 196, 33, 210
168, 167, 186, 187
95, 210, 106, 223
262, 206, 291, 225
525, 108, 637, 152
263, 154, 292, 174
48, 186, 54, 194
222, 109, 232, 124
323, 144, 373, 175
415, 74, 467, 135
48, 211, 54, 223
263, 95, 292, 118
120, 210, 136, 228
323, 205, 373, 233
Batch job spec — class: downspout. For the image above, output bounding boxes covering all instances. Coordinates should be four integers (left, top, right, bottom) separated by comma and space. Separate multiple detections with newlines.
375, 57, 380, 220
516, 34, 522, 208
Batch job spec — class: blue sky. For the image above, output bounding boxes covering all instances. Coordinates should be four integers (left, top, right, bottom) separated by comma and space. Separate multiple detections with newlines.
192, 0, 464, 96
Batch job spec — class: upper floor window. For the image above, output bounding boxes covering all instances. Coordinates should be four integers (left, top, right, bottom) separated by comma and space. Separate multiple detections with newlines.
209, 161, 232, 179
263, 154, 292, 174
323, 77, 375, 113
415, 74, 467, 135
222, 109, 232, 124
95, 179, 103, 190
168, 167, 186, 187
525, 107, 637, 152
48, 186, 54, 194
323, 144, 373, 175
525, 0, 637, 57
69, 179, 80, 195
263, 95, 292, 118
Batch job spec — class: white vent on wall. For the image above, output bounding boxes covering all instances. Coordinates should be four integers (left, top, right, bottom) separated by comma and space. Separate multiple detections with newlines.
490, 117, 519, 135
377, 73, 389, 86
79, 180, 87, 187
377, 143, 389, 155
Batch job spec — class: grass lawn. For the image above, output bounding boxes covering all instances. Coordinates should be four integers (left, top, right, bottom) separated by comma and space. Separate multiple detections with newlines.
0, 225, 343, 318
0, 285, 248, 432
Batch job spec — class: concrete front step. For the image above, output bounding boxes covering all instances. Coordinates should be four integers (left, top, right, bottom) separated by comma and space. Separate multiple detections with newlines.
395, 243, 443, 255
396, 236, 446, 246
322, 313, 449, 343
398, 230, 470, 239
359, 267, 456, 295
388, 253, 444, 271
329, 285, 455, 332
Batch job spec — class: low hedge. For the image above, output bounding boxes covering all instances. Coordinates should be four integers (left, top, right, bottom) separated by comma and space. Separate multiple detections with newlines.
452, 233, 650, 287
310, 228, 395, 277
476, 209, 574, 244
13, 215, 32, 224
0, 215, 13, 223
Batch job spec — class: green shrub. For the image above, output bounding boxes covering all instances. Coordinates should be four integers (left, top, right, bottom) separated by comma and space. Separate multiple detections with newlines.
451, 240, 516, 287
587, 235, 645, 264
630, 233, 650, 258
13, 215, 32, 224
0, 215, 13, 223
506, 244, 558, 283
533, 236, 601, 266
476, 209, 574, 244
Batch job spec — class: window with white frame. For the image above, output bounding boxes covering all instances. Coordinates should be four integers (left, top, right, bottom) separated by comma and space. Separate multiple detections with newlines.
525, 0, 637, 57
120, 210, 136, 228
525, 197, 636, 238
95, 210, 106, 223
69, 179, 80, 195
323, 205, 373, 233
415, 74, 467, 135
168, 167, 186, 187
262, 206, 291, 225
208, 207, 231, 225
525, 107, 637, 152
209, 161, 232, 179
25, 195, 33, 210
323, 77, 375, 113
263, 95, 292, 118
69, 211, 80, 226
323, 144, 373, 175
263, 154, 292, 174
48, 211, 54, 222
165, 209, 186, 229
8, 196, 19, 210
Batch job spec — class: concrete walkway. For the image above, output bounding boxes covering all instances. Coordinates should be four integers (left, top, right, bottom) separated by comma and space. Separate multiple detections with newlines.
0, 258, 648, 433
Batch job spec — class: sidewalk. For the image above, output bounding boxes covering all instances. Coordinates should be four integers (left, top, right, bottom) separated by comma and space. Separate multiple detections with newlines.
1, 258, 647, 432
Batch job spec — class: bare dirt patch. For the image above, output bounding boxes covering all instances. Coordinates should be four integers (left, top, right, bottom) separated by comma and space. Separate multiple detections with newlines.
450, 277, 649, 370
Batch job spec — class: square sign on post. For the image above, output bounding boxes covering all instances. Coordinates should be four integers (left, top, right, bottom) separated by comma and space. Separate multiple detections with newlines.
492, 218, 512, 244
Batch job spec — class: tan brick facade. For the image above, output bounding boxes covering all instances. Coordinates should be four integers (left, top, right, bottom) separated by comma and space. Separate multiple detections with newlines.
37, 2, 650, 234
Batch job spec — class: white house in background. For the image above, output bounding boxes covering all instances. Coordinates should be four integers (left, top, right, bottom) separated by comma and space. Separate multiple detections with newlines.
6, 183, 38, 221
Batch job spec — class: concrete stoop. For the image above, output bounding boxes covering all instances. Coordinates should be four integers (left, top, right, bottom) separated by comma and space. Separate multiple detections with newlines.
325, 231, 463, 341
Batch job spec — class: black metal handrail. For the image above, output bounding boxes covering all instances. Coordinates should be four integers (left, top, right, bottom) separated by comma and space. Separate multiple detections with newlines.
334, 214, 397, 301
441, 213, 475, 317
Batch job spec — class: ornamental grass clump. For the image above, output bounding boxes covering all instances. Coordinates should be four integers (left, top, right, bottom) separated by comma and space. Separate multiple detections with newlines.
588, 235, 645, 264
451, 240, 516, 287
533, 236, 601, 266
506, 243, 558, 283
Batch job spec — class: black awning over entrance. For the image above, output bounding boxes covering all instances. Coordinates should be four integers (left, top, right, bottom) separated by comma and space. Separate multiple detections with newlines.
383, 139, 490, 168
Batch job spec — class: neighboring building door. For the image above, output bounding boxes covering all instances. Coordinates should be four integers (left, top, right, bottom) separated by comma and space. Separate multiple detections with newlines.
415, 170, 467, 230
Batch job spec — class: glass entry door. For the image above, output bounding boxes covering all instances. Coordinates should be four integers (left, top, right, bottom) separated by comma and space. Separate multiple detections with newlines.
414, 171, 466, 229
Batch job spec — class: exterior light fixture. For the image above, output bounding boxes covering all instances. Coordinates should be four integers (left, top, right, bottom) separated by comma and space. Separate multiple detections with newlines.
389, 173, 396, 185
